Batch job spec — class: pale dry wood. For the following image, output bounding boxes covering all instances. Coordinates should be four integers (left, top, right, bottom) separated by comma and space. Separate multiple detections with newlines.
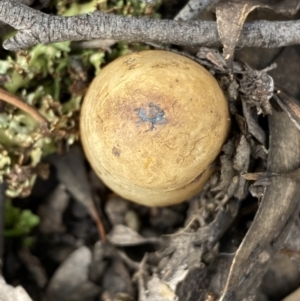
174, 0, 219, 21
282, 287, 300, 301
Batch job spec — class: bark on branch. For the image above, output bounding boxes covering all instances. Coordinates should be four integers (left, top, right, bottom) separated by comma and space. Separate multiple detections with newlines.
174, 0, 219, 21
1, 0, 300, 51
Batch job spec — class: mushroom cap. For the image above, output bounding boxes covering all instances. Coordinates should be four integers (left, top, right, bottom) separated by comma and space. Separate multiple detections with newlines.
80, 50, 230, 206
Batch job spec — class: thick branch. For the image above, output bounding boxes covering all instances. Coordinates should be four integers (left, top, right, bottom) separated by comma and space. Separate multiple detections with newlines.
1, 0, 300, 51
0, 0, 34, 37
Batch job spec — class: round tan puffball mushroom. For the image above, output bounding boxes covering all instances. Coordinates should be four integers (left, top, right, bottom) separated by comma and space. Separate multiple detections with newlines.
80, 50, 230, 207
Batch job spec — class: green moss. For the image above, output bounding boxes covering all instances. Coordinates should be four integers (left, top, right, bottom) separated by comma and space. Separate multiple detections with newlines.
4, 199, 40, 237
0, 0, 162, 198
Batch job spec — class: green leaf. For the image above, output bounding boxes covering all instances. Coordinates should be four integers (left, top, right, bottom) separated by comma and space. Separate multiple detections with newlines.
4, 200, 40, 237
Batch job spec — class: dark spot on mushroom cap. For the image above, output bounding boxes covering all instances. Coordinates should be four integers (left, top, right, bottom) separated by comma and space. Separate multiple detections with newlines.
135, 102, 167, 130
112, 147, 121, 157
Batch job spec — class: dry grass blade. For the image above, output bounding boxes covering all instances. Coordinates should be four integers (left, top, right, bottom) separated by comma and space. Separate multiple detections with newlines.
273, 89, 300, 131
219, 109, 300, 301
216, 0, 300, 70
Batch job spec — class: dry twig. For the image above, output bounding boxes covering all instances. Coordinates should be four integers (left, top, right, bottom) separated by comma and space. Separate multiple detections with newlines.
174, 0, 219, 21
0, 88, 50, 135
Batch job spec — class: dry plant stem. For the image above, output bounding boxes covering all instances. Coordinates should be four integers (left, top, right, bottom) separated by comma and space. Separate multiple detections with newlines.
1, 0, 300, 51
174, 0, 219, 21
0, 88, 49, 135
219, 110, 300, 301
89, 205, 106, 242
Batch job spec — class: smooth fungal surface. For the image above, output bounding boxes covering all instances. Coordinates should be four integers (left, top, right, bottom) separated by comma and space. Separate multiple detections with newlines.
80, 50, 230, 206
